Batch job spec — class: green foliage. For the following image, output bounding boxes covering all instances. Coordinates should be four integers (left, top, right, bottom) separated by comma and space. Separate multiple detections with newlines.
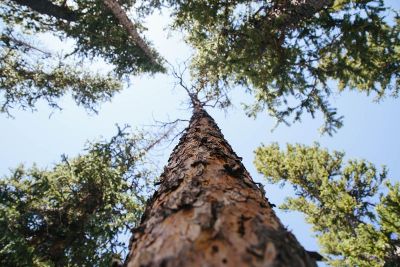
0, 126, 155, 266
58, 0, 165, 76
377, 182, 400, 266
2, 0, 398, 129
0, 38, 122, 114
165, 0, 400, 134
0, 0, 165, 114
254, 143, 400, 266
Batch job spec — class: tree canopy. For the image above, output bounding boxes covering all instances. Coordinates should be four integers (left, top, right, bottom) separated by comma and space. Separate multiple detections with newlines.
1, 0, 399, 133
0, 0, 164, 114
254, 143, 400, 266
0, 126, 156, 266
1, 0, 400, 266
164, 0, 400, 134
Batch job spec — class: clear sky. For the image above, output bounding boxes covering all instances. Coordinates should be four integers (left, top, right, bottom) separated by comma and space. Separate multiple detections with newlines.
1, 1, 399, 263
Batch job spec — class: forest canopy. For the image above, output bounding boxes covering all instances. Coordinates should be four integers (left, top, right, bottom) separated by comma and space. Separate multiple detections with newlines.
164, 0, 400, 134
0, 0, 399, 266
1, 0, 399, 133
0, 0, 164, 114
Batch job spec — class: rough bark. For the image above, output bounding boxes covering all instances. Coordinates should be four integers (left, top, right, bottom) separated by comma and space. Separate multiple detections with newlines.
125, 107, 316, 267
10, 0, 78, 21
103, 0, 159, 65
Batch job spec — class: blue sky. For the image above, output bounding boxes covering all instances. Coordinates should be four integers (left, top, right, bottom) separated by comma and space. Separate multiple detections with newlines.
1, 1, 399, 262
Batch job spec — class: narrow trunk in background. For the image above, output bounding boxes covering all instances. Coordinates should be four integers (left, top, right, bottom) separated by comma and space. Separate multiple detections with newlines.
125, 107, 316, 267
103, 0, 158, 64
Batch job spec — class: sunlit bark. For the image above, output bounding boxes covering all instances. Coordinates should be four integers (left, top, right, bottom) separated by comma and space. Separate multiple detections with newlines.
125, 107, 316, 267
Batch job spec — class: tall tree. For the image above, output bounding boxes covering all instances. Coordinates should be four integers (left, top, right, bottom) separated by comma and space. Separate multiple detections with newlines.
124, 103, 317, 266
2, 0, 399, 265
2, 0, 399, 134
0, 0, 165, 114
254, 143, 400, 266
0, 126, 157, 266
160, 0, 400, 134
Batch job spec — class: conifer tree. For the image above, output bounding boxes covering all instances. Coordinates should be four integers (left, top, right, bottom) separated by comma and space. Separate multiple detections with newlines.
0, 0, 164, 114
125, 101, 317, 266
1, 1, 399, 266
162, 0, 400, 134
254, 143, 400, 266
0, 127, 156, 266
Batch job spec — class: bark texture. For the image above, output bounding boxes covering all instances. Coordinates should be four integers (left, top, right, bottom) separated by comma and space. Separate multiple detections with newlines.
125, 107, 316, 267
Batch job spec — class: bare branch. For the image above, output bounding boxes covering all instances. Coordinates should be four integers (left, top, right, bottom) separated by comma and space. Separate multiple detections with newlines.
147, 117, 189, 149
145, 119, 187, 152
168, 61, 232, 113
1, 32, 52, 57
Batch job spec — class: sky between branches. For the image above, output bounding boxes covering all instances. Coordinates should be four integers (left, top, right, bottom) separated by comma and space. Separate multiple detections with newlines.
0, 1, 400, 263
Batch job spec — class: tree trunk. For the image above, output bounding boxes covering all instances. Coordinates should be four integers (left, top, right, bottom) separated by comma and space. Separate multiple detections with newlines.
10, 0, 78, 21
103, 0, 159, 65
125, 107, 316, 267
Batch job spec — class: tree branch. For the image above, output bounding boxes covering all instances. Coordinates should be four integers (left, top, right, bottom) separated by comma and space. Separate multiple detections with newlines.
10, 0, 78, 21
103, 0, 159, 65
1, 32, 51, 56
266, 0, 334, 28
306, 250, 324, 261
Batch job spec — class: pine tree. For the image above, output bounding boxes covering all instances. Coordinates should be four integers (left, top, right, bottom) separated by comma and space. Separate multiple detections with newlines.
0, 0, 164, 114
254, 143, 400, 266
164, 0, 399, 134
125, 103, 317, 266
0, 127, 156, 266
